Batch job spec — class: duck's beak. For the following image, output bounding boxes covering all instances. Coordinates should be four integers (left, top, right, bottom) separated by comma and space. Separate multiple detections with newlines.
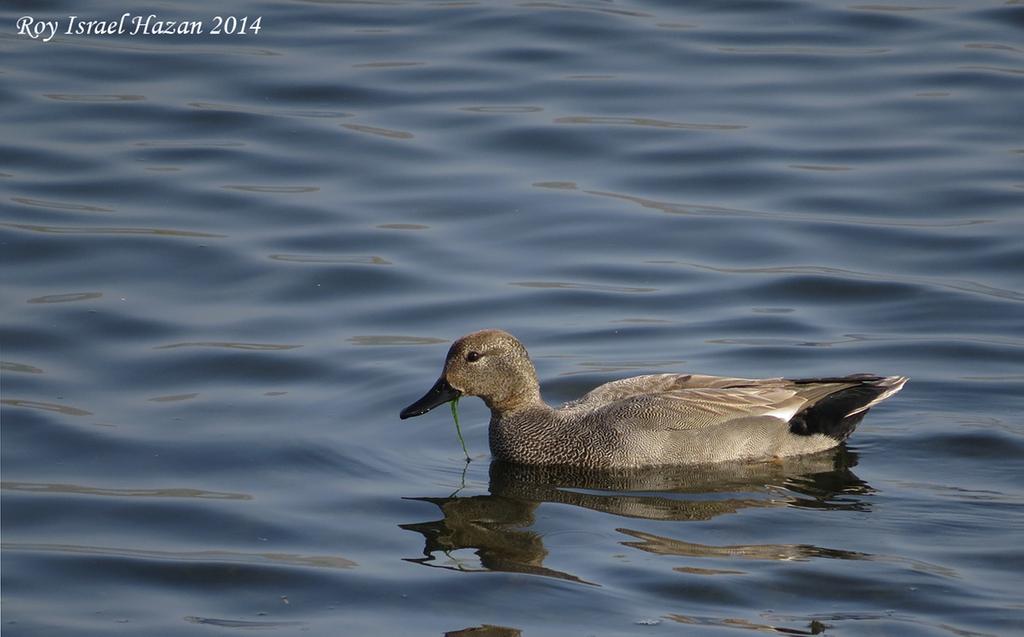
400, 377, 462, 419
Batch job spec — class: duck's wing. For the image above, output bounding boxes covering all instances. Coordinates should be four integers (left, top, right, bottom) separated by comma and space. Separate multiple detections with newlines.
563, 373, 771, 410
605, 385, 808, 432
600, 374, 907, 436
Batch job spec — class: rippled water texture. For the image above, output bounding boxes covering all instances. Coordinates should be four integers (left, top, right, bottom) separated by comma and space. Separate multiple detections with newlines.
2, 0, 1023, 635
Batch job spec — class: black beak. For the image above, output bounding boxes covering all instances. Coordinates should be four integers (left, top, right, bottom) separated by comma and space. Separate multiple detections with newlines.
400, 377, 462, 419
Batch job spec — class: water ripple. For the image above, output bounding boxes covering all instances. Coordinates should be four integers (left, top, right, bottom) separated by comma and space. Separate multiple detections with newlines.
153, 342, 301, 351
1, 482, 252, 501
462, 106, 544, 113
26, 292, 102, 304
222, 185, 320, 193
717, 46, 892, 56
269, 253, 391, 265
0, 222, 225, 238
579, 189, 994, 228
0, 361, 44, 374
553, 116, 746, 131
43, 93, 144, 102
675, 262, 1024, 303
2, 543, 357, 570
11, 197, 114, 212
3, 0, 1021, 634
341, 123, 415, 139
617, 528, 957, 577
509, 281, 658, 293
188, 101, 353, 118
2, 399, 92, 417
349, 335, 448, 346
352, 61, 426, 68
185, 617, 306, 629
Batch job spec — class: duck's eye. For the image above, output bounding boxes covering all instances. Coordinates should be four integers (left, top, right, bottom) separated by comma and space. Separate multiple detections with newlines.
466, 351, 482, 363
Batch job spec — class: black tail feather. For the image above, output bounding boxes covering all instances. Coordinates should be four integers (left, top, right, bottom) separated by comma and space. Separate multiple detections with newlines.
788, 381, 893, 441
789, 373, 886, 385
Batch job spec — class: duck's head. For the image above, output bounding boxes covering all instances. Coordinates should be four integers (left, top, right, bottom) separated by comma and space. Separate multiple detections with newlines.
399, 329, 541, 419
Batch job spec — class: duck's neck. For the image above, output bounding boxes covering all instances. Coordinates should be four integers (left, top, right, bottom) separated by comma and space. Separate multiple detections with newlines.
483, 382, 545, 415
487, 399, 560, 466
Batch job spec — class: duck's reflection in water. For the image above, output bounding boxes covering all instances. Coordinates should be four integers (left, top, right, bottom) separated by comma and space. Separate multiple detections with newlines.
443, 625, 521, 637
401, 449, 872, 584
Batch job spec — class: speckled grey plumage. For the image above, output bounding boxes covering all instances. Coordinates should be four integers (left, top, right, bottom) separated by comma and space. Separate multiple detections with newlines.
401, 329, 907, 469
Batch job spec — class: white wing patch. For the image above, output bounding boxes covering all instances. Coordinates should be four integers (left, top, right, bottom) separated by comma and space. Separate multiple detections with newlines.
762, 403, 802, 421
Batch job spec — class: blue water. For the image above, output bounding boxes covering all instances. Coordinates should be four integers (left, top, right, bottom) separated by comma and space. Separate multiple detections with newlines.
2, 0, 1023, 635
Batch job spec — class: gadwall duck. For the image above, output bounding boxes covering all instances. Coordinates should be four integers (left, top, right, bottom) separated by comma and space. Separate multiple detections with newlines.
400, 330, 907, 468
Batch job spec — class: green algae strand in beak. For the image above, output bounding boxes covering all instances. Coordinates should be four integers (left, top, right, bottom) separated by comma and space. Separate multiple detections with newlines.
450, 397, 470, 462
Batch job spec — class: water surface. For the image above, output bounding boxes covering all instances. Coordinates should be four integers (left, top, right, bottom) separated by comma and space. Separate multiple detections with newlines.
2, 0, 1022, 635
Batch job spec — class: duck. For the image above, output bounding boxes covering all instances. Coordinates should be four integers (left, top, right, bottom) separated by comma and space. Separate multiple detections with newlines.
400, 329, 907, 468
